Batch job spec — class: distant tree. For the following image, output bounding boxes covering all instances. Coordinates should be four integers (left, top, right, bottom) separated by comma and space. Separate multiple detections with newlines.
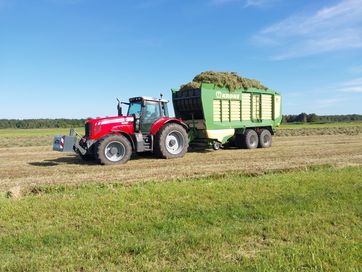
282, 115, 289, 123
0, 119, 86, 129
296, 113, 308, 123
307, 113, 318, 123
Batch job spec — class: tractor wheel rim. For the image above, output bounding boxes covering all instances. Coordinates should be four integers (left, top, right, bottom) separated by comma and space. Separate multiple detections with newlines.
165, 131, 184, 155
263, 135, 270, 144
105, 141, 125, 162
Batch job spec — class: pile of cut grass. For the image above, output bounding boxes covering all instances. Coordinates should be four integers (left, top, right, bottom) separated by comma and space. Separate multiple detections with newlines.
180, 71, 268, 92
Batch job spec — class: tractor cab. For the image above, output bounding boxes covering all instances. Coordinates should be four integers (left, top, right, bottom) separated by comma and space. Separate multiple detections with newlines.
125, 96, 169, 134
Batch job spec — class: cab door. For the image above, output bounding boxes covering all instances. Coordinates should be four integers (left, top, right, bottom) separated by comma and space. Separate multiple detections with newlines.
141, 101, 161, 134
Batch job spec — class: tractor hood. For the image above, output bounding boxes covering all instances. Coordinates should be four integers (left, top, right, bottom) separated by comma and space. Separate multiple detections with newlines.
85, 116, 135, 140
87, 116, 134, 126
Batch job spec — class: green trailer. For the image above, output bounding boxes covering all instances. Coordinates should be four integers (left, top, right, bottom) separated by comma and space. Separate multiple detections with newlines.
172, 83, 282, 149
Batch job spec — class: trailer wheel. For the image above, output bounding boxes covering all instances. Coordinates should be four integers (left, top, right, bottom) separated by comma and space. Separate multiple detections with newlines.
155, 123, 189, 159
258, 129, 272, 148
212, 141, 221, 150
96, 134, 132, 165
244, 129, 259, 149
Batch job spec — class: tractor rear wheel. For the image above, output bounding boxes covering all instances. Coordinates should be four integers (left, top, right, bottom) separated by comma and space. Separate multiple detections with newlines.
244, 129, 259, 149
155, 123, 189, 159
258, 129, 272, 148
96, 134, 132, 165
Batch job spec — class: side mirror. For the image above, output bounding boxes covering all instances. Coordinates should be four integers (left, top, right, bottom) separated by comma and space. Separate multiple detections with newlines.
117, 98, 123, 116
133, 113, 141, 132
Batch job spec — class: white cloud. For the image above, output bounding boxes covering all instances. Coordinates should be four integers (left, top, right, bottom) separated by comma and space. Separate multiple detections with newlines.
317, 97, 346, 108
244, 0, 276, 7
211, 0, 240, 5
339, 77, 362, 93
341, 86, 362, 92
253, 0, 362, 60
349, 65, 362, 74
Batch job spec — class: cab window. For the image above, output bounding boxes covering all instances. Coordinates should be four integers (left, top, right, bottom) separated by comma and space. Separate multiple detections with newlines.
161, 102, 169, 117
143, 101, 161, 121
128, 102, 142, 116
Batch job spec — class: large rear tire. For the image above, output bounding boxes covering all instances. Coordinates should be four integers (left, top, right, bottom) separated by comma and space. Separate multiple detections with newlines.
96, 134, 132, 165
155, 123, 189, 159
244, 129, 259, 149
258, 129, 272, 148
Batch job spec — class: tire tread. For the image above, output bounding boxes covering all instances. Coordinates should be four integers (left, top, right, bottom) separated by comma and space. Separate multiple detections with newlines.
154, 123, 189, 159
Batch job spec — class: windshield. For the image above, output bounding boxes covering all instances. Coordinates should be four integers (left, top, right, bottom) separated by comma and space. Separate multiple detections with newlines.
128, 102, 142, 116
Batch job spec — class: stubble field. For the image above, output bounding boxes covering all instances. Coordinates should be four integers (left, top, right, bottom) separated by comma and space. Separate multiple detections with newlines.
0, 126, 362, 192
0, 124, 361, 271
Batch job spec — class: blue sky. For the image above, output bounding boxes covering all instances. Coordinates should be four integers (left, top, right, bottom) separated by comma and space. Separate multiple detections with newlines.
0, 0, 361, 118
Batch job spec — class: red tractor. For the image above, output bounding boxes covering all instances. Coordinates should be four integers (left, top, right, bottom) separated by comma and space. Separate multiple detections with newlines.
54, 96, 189, 165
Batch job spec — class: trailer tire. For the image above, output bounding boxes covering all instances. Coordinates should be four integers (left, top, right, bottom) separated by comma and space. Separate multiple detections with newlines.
244, 129, 259, 149
96, 134, 132, 165
155, 123, 189, 159
212, 141, 221, 150
258, 129, 272, 148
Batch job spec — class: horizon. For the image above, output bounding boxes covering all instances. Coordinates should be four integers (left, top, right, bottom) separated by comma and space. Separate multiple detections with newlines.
2, 112, 362, 121
1, 0, 362, 118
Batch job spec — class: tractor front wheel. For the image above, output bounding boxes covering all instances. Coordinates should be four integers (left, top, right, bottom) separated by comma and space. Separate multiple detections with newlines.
96, 134, 132, 165
155, 123, 189, 159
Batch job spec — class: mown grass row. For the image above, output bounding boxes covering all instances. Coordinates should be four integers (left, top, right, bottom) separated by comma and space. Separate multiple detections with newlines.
279, 121, 362, 129
0, 127, 84, 137
276, 126, 362, 137
0, 166, 361, 271
0, 128, 84, 148
1, 123, 362, 148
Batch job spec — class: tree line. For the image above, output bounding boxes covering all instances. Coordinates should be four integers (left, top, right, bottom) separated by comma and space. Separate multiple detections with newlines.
0, 119, 86, 129
282, 113, 362, 123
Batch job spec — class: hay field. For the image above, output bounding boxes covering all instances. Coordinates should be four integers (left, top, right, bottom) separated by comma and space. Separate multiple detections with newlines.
1, 128, 362, 192
1, 126, 361, 271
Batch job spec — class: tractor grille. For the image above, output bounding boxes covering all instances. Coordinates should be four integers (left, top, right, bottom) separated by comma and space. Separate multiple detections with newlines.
85, 123, 92, 137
